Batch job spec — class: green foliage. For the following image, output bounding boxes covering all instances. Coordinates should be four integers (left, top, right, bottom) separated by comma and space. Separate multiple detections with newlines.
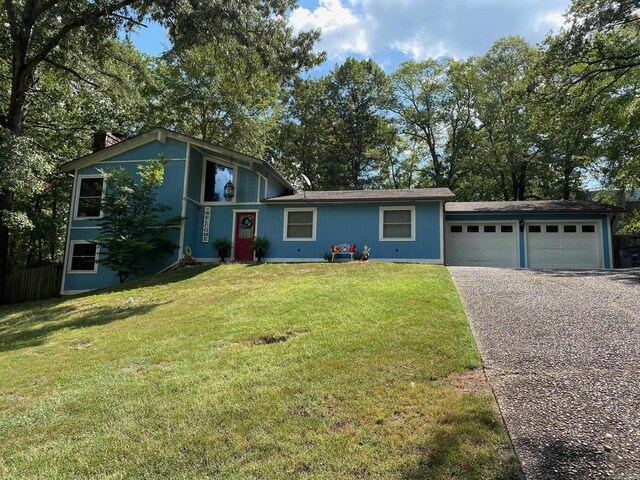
250, 236, 270, 261
273, 58, 394, 190
618, 209, 640, 236
212, 238, 231, 262
95, 159, 179, 283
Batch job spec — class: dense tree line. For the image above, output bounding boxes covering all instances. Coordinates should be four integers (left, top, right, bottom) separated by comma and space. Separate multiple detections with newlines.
0, 0, 638, 280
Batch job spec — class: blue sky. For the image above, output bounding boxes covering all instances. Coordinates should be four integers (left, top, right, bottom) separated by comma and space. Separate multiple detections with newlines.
128, 0, 570, 74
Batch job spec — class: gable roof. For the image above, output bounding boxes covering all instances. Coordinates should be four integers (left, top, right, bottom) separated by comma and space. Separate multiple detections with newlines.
445, 200, 624, 214
59, 127, 294, 192
263, 188, 455, 203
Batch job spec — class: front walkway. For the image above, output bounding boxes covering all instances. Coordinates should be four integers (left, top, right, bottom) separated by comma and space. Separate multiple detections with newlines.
449, 267, 640, 479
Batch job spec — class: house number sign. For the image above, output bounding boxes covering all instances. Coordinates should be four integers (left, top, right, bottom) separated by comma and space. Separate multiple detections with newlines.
202, 207, 211, 243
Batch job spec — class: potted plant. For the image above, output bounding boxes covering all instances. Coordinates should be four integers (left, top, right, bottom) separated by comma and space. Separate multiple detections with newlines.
251, 236, 270, 262
323, 252, 332, 262
212, 238, 231, 262
361, 245, 370, 261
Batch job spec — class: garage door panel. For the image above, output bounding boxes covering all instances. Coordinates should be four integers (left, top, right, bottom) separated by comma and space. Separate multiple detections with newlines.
446, 223, 518, 267
526, 223, 602, 269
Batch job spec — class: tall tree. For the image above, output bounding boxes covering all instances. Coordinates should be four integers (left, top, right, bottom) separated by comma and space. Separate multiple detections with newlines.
389, 58, 479, 189
0, 0, 321, 287
324, 58, 394, 189
474, 36, 540, 200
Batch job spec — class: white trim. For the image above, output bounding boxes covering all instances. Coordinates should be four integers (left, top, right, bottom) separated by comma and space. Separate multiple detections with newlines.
60, 170, 78, 294
258, 258, 325, 263
231, 209, 259, 261
73, 174, 106, 220
439, 201, 445, 263
97, 158, 185, 164
67, 240, 100, 274
200, 156, 238, 205
61, 289, 93, 296
283, 207, 317, 241
178, 143, 191, 258
379, 206, 416, 241
370, 258, 442, 264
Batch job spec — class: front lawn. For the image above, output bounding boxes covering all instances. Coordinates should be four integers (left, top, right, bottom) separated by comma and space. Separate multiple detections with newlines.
0, 263, 520, 479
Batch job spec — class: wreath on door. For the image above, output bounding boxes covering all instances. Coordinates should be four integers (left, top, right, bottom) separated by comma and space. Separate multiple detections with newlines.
240, 215, 254, 229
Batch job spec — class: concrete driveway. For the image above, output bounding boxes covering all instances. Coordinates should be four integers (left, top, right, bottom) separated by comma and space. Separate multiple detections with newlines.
448, 267, 640, 480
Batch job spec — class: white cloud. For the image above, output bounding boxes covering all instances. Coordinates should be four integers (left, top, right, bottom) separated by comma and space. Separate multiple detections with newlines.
289, 0, 370, 57
290, 0, 571, 65
534, 11, 565, 33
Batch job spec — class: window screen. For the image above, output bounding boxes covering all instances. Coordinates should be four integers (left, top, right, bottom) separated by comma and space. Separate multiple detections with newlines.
382, 209, 413, 239
76, 177, 104, 217
286, 210, 314, 239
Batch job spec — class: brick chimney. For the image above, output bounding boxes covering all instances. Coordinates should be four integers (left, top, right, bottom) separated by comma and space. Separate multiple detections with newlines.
93, 132, 122, 152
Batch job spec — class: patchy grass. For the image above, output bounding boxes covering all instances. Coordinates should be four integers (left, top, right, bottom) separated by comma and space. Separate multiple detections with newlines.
0, 263, 521, 479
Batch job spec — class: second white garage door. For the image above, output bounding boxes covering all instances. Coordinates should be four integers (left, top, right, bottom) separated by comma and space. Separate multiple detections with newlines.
446, 222, 519, 267
526, 223, 602, 269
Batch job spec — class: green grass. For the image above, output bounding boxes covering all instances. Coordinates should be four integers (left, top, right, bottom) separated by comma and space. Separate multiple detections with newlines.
0, 263, 521, 479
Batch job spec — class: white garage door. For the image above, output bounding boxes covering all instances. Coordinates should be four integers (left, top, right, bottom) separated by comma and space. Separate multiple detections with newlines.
446, 222, 519, 267
526, 223, 602, 269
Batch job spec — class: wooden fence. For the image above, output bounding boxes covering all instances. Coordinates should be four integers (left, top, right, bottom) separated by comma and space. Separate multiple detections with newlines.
1, 263, 63, 305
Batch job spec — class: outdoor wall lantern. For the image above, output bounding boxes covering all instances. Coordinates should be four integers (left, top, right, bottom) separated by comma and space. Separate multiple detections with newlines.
223, 181, 235, 201
519, 219, 525, 232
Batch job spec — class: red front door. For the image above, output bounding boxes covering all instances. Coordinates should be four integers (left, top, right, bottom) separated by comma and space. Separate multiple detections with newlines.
234, 212, 256, 261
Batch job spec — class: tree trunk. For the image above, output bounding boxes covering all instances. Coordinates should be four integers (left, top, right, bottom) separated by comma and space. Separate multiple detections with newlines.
563, 155, 574, 200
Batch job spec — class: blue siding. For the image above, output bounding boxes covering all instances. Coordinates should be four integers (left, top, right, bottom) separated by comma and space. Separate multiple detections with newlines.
64, 228, 181, 292
445, 212, 612, 268
236, 167, 259, 203
64, 138, 189, 293
106, 138, 187, 162
184, 201, 442, 262
73, 159, 185, 227
266, 176, 289, 198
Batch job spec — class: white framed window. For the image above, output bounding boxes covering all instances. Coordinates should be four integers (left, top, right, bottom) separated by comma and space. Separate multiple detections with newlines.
283, 208, 317, 241
379, 206, 415, 241
74, 175, 105, 219
68, 241, 99, 273
201, 158, 235, 203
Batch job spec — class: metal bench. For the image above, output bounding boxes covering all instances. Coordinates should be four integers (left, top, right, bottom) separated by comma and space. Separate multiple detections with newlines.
331, 243, 356, 261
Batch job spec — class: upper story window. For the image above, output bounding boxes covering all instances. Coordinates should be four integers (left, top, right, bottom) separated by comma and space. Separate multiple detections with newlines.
379, 206, 415, 241
75, 176, 104, 219
203, 160, 234, 202
283, 208, 317, 241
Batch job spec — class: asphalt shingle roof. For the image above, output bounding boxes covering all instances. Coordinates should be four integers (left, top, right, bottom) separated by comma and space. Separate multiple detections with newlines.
445, 200, 624, 214
263, 188, 455, 203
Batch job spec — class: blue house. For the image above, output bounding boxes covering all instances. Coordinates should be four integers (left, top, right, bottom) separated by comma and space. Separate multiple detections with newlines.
60, 128, 622, 294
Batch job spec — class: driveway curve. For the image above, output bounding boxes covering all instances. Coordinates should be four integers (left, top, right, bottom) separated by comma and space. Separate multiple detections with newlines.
448, 267, 640, 480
